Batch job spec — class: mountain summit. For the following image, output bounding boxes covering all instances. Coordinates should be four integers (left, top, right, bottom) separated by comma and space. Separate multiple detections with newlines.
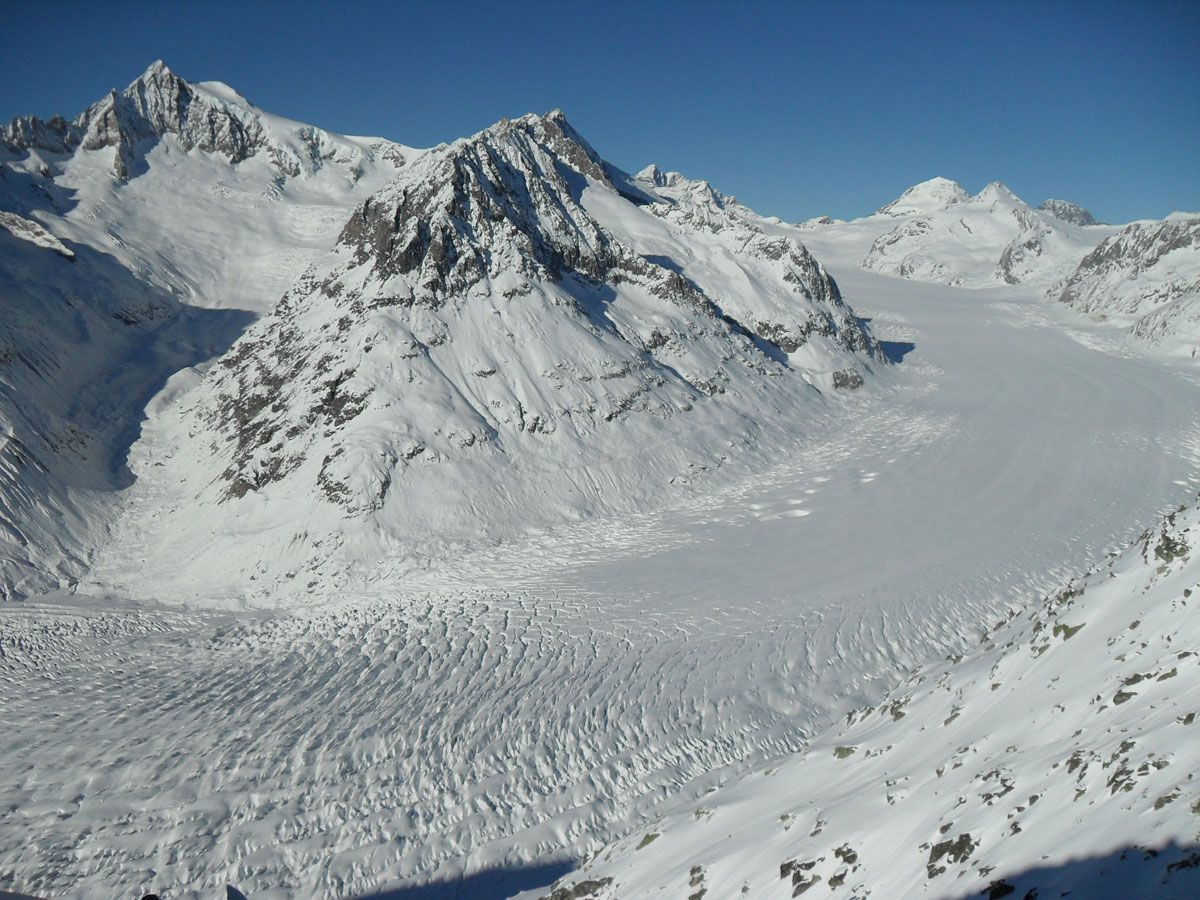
2, 60, 398, 181
1, 64, 881, 603
1038, 198, 1100, 226
863, 178, 1107, 286
874, 177, 969, 217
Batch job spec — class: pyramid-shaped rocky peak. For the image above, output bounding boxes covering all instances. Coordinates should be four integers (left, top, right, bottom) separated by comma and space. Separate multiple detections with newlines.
1, 60, 377, 182
336, 109, 632, 300
635, 163, 669, 187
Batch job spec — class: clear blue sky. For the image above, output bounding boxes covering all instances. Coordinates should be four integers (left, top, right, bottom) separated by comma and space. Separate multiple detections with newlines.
2, 0, 1196, 223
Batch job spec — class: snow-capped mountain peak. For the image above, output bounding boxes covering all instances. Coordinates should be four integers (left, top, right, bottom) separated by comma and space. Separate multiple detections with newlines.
874, 176, 969, 216
2, 59, 400, 182
633, 163, 728, 203
0, 63, 413, 599
635, 162, 669, 186
973, 179, 1021, 205
859, 177, 1113, 287
77, 105, 880, 602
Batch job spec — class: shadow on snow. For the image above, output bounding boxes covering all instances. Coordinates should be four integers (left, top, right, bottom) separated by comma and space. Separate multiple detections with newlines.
953, 840, 1200, 900
350, 861, 575, 900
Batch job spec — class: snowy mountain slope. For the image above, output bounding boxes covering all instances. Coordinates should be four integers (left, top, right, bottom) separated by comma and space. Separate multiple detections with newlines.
0, 61, 408, 315
860, 179, 1110, 287
3, 214, 1199, 900
536, 500, 1200, 900
874, 176, 969, 217
0, 63, 413, 600
81, 110, 881, 605
593, 164, 874, 378
1053, 215, 1200, 358
0, 217, 250, 601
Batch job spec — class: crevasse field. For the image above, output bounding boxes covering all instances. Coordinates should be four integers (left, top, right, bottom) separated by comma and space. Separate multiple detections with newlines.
5, 225, 1199, 899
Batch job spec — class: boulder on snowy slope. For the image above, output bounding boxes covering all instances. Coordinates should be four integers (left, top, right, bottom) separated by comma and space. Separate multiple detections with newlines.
0, 211, 73, 259
83, 111, 882, 605
534, 499, 1200, 899
1053, 215, 1200, 357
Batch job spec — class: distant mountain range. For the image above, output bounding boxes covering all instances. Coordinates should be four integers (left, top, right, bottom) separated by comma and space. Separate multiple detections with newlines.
797, 176, 1199, 358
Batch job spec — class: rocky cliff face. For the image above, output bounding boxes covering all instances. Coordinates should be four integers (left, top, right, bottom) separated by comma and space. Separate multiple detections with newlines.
1054, 216, 1200, 355
626, 165, 875, 359
1038, 198, 1100, 226
83, 110, 882, 604
1, 60, 398, 182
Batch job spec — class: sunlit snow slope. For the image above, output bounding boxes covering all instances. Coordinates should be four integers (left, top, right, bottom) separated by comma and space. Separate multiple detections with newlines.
3, 226, 1199, 899
0, 62, 408, 600
805, 178, 1200, 353
540, 500, 1200, 900
857, 178, 1108, 287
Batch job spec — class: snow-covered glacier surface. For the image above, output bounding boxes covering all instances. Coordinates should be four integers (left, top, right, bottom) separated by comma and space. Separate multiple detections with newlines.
540, 495, 1200, 900
4, 241, 1199, 899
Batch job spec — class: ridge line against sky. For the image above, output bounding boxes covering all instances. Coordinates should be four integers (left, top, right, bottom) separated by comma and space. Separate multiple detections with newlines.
1, 0, 1197, 223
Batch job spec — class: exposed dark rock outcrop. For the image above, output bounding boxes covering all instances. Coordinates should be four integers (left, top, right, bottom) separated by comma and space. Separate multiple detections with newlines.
1038, 198, 1100, 226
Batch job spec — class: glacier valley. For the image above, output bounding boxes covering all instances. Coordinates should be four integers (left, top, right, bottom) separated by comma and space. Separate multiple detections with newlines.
1, 63, 1198, 900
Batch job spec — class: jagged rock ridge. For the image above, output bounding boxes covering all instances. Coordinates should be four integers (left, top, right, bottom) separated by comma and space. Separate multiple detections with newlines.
2, 60, 399, 181
1054, 215, 1200, 356
1039, 198, 1100, 226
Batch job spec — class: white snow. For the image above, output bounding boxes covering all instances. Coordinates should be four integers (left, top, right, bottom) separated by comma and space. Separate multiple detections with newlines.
854, 179, 1115, 287
1053, 216, 1200, 359
0, 65, 411, 601
538, 500, 1200, 899
874, 176, 969, 217
4, 230, 1199, 898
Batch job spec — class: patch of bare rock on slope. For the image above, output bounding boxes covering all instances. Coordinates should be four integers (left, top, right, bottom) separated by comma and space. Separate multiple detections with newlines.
541, 501, 1200, 899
